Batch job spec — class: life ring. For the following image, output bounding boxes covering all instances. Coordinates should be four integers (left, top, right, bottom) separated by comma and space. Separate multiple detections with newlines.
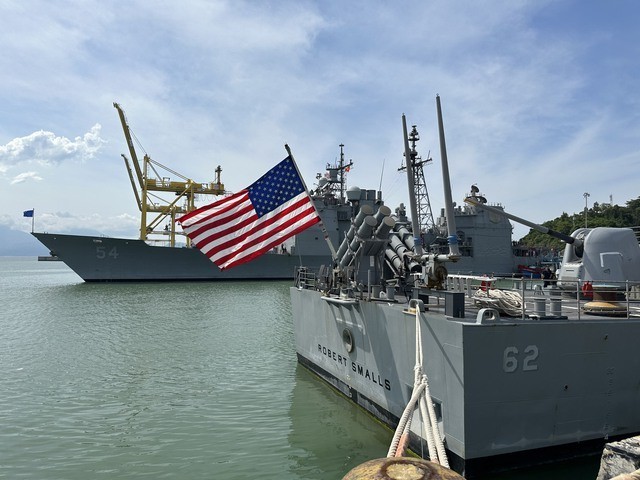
342, 328, 354, 353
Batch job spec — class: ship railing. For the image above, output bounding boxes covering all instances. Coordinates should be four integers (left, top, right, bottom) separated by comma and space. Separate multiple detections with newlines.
527, 280, 640, 320
449, 276, 640, 320
294, 267, 317, 290
446, 274, 498, 297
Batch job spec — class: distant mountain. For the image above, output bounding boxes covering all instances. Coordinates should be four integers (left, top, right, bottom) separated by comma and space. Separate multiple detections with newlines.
0, 225, 49, 256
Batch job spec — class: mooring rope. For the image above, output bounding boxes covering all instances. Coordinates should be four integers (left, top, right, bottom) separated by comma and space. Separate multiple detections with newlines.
386, 303, 449, 467
472, 288, 522, 316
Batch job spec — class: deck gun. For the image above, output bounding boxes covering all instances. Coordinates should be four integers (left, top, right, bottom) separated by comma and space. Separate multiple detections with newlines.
464, 196, 640, 288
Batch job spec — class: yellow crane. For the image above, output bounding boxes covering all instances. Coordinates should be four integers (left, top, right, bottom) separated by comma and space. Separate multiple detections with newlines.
113, 102, 225, 247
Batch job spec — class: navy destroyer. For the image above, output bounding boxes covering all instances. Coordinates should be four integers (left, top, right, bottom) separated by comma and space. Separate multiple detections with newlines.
33, 103, 535, 282
31, 150, 356, 282
290, 96, 640, 477
32, 104, 358, 282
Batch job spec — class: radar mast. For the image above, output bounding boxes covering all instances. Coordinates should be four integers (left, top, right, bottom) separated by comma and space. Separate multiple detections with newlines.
398, 124, 436, 243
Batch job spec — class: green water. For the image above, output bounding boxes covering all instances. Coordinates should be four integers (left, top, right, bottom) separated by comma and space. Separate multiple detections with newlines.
0, 257, 599, 479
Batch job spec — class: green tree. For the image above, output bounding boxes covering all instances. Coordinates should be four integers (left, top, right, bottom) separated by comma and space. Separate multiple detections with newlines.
518, 196, 640, 248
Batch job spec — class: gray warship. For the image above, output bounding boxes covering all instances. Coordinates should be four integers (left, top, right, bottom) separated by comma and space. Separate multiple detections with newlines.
290, 96, 640, 477
31, 104, 357, 282
31, 146, 357, 282
32, 103, 535, 282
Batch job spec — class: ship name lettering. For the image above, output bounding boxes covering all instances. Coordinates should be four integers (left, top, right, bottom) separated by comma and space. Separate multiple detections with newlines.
318, 344, 348, 366
316, 344, 391, 390
352, 361, 391, 391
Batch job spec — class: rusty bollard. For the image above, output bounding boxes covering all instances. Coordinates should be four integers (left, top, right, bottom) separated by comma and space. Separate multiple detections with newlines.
342, 457, 465, 480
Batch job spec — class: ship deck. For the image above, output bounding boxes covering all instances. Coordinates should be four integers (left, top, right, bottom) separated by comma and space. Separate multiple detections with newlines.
301, 270, 640, 323
444, 275, 640, 323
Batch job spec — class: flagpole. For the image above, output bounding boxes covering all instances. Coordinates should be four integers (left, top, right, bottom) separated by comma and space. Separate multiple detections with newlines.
284, 144, 338, 261
31, 208, 35, 233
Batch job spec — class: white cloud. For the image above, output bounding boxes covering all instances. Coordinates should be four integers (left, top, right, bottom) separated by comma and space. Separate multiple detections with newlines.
0, 124, 105, 169
10, 171, 43, 185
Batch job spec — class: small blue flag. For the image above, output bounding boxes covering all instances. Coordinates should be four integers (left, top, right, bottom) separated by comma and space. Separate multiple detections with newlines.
23, 209, 34, 218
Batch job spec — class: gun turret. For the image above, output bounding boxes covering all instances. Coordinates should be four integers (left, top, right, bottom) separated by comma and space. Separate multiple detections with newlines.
464, 195, 640, 287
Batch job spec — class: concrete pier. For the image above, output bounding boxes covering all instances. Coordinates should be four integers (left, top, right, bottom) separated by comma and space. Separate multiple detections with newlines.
597, 437, 640, 480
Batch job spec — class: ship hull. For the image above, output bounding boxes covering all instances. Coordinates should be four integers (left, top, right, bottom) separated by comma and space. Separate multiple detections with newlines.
290, 286, 640, 477
33, 232, 329, 282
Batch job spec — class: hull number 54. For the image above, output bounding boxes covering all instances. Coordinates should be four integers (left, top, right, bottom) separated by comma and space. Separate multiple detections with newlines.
503, 345, 539, 373
96, 246, 119, 260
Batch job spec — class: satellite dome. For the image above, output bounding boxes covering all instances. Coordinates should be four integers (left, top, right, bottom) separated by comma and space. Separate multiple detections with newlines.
346, 186, 361, 202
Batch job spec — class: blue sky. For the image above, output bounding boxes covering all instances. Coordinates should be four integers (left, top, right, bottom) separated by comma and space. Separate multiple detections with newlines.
1, 0, 639, 242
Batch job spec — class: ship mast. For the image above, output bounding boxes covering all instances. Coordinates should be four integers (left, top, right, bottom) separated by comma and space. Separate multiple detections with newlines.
398, 124, 437, 243
316, 144, 354, 203
338, 144, 348, 203
402, 115, 424, 256
436, 95, 461, 259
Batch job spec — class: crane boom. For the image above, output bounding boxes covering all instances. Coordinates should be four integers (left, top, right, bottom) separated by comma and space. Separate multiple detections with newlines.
113, 102, 144, 186
113, 101, 225, 246
122, 154, 142, 211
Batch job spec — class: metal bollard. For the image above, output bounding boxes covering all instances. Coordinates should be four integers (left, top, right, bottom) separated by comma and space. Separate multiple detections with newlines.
342, 457, 465, 480
547, 285, 562, 316
532, 284, 545, 317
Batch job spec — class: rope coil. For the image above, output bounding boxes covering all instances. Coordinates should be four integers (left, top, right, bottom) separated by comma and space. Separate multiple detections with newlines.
472, 288, 522, 316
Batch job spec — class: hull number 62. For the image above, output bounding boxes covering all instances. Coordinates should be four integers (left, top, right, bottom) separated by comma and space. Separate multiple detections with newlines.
503, 345, 539, 373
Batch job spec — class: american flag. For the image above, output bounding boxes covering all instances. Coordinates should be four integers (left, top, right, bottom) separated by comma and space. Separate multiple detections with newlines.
177, 156, 320, 270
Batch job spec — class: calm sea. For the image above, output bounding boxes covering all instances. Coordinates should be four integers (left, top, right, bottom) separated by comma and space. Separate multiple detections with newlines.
0, 257, 599, 479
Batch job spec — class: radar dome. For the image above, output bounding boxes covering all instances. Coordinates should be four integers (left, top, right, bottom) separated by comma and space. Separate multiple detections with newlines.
346, 186, 362, 202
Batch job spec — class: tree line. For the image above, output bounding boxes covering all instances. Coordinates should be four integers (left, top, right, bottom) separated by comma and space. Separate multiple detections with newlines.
518, 197, 640, 250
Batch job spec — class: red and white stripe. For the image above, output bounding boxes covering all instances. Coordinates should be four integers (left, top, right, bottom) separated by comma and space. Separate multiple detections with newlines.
178, 190, 320, 270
